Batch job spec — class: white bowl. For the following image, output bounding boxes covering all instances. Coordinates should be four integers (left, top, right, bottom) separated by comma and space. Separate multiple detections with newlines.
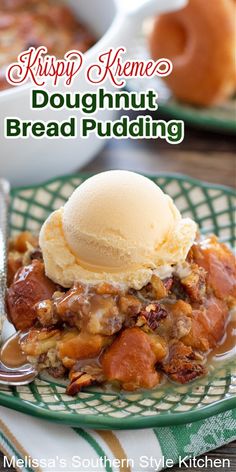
0, 0, 187, 185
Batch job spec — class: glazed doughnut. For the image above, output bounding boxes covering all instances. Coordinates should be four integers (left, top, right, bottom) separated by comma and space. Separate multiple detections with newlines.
149, 0, 236, 106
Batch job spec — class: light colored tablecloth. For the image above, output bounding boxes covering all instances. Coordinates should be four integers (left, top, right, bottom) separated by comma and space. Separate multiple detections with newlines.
0, 406, 236, 471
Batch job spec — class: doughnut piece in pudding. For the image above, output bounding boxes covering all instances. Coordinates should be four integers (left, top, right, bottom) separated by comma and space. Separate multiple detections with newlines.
6, 260, 57, 331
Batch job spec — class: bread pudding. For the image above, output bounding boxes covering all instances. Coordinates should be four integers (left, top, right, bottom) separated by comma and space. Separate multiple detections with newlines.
5, 172, 236, 395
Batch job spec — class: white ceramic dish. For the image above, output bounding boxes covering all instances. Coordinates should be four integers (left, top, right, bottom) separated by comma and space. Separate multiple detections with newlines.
0, 0, 187, 186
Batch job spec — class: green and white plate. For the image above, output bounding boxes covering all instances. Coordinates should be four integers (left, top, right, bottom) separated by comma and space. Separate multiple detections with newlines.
0, 173, 235, 429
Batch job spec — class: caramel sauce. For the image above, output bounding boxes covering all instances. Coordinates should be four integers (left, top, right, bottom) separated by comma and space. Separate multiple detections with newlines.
1, 313, 235, 388
211, 315, 236, 362
0, 332, 27, 368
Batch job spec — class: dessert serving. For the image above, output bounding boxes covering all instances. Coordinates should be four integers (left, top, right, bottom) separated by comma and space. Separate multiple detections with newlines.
0, 0, 95, 91
5, 171, 236, 396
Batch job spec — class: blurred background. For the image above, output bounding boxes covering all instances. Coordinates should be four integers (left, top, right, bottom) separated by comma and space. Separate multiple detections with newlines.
83, 108, 236, 188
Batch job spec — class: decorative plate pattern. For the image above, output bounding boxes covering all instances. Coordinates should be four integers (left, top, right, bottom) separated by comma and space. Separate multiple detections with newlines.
0, 173, 235, 429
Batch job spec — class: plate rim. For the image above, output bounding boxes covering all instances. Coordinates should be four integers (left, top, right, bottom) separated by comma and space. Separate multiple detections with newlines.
157, 101, 236, 134
0, 390, 235, 430
10, 171, 236, 195
125, 82, 236, 134
2, 171, 235, 429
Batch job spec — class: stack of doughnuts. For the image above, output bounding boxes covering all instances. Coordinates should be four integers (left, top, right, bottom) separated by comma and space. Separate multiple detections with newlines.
149, 0, 236, 106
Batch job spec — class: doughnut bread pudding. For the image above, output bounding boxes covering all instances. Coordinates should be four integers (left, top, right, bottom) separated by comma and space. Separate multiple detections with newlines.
5, 171, 236, 395
149, 0, 236, 106
0, 0, 95, 91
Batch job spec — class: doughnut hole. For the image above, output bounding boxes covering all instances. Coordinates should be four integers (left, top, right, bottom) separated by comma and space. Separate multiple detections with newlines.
150, 17, 187, 59
149, 0, 236, 106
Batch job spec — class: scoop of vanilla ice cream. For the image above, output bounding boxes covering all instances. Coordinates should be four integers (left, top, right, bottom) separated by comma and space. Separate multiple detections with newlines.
39, 171, 197, 289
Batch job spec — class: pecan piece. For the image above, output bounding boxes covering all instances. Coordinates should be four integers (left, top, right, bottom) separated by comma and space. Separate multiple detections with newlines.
163, 277, 173, 293
161, 341, 206, 384
120, 294, 142, 328
139, 303, 168, 331
181, 264, 206, 302
66, 371, 94, 396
